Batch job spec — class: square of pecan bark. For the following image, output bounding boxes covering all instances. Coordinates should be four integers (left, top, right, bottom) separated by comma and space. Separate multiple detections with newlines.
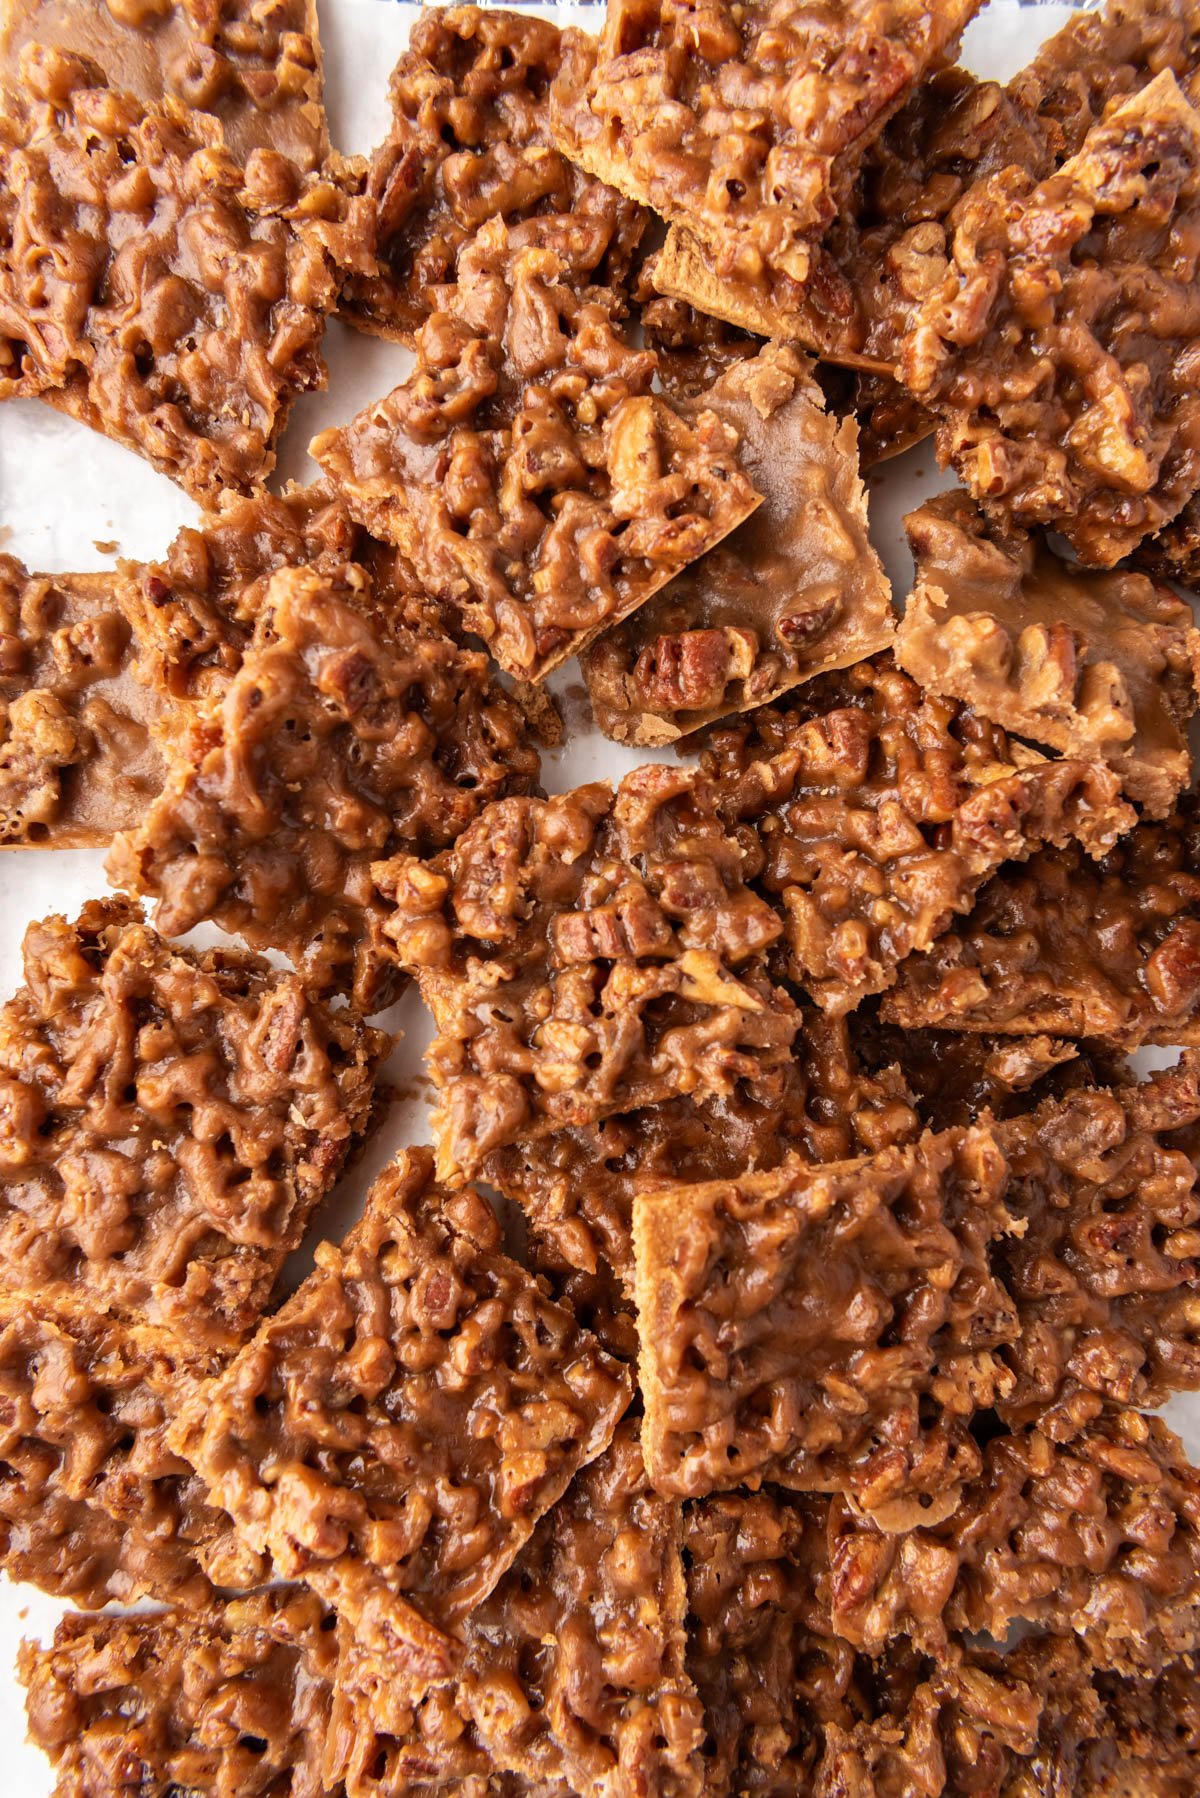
882, 802, 1200, 1047
549, 0, 980, 295
375, 764, 802, 1184
831, 1399, 1200, 1677
685, 1490, 1107, 1797
0, 46, 369, 501
0, 1294, 265, 1611
903, 72, 1200, 567
990, 1054, 1200, 1419
342, 5, 645, 346
648, 0, 1200, 369
899, 492, 1200, 817
635, 1125, 1019, 1516
0, 0, 328, 171
699, 657, 1134, 1015
21, 1590, 337, 1798
109, 561, 541, 1014
170, 1149, 631, 1693
312, 209, 761, 683
0, 897, 387, 1355
583, 344, 895, 746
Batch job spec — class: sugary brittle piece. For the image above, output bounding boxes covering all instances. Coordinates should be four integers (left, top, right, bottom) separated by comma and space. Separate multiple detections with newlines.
0, 46, 368, 502
649, 0, 1200, 374
994, 1055, 1200, 1418
170, 1149, 631, 1691
815, 363, 933, 467
20, 1590, 336, 1798
109, 563, 540, 1014
0, 0, 328, 170
701, 658, 1135, 1015
454, 1419, 703, 1798
683, 1491, 1103, 1798
0, 557, 169, 846
342, 5, 645, 344
375, 763, 802, 1185
635, 1126, 1018, 1515
483, 1015, 919, 1296
645, 59, 1050, 373
0, 897, 387, 1355
899, 492, 1200, 816
831, 1398, 1200, 1675
583, 344, 895, 745
638, 1057, 1200, 1520
550, 0, 981, 291
0, 1294, 266, 1610
882, 804, 1200, 1046
904, 73, 1200, 567
313, 213, 760, 683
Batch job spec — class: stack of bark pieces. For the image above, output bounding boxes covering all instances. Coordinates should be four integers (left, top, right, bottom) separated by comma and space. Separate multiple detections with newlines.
1, 2, 1200, 1796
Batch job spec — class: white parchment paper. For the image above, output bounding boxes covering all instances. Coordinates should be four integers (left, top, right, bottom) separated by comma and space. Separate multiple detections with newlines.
1, 2, 1192, 1785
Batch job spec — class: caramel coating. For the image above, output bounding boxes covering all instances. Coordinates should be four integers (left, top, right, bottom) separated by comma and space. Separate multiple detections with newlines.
483, 1013, 920, 1296
0, 896, 386, 1355
170, 1150, 631, 1690
21, 1591, 337, 1798
0, 558, 168, 846
832, 1399, 1200, 1675
635, 1126, 1016, 1514
0, 0, 328, 170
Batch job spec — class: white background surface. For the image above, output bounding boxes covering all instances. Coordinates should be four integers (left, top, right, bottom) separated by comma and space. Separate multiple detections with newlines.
1, 0, 1196, 1783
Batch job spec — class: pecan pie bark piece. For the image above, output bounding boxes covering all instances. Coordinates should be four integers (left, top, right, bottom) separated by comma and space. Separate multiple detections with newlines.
583, 345, 895, 746
0, 1295, 266, 1609
109, 564, 540, 1014
0, 558, 170, 846
635, 1126, 1019, 1514
0, 0, 327, 170
454, 1419, 703, 1798
170, 1149, 631, 1691
0, 47, 366, 502
993, 1056, 1200, 1418
649, 0, 1200, 374
483, 1016, 919, 1298
904, 73, 1200, 568
701, 658, 1135, 1016
882, 804, 1200, 1046
313, 215, 761, 684
899, 492, 1200, 817
550, 0, 981, 293
375, 764, 802, 1185
815, 364, 933, 467
342, 6, 645, 344
684, 1491, 1102, 1798
831, 1399, 1200, 1675
20, 1590, 337, 1798
0, 897, 387, 1355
